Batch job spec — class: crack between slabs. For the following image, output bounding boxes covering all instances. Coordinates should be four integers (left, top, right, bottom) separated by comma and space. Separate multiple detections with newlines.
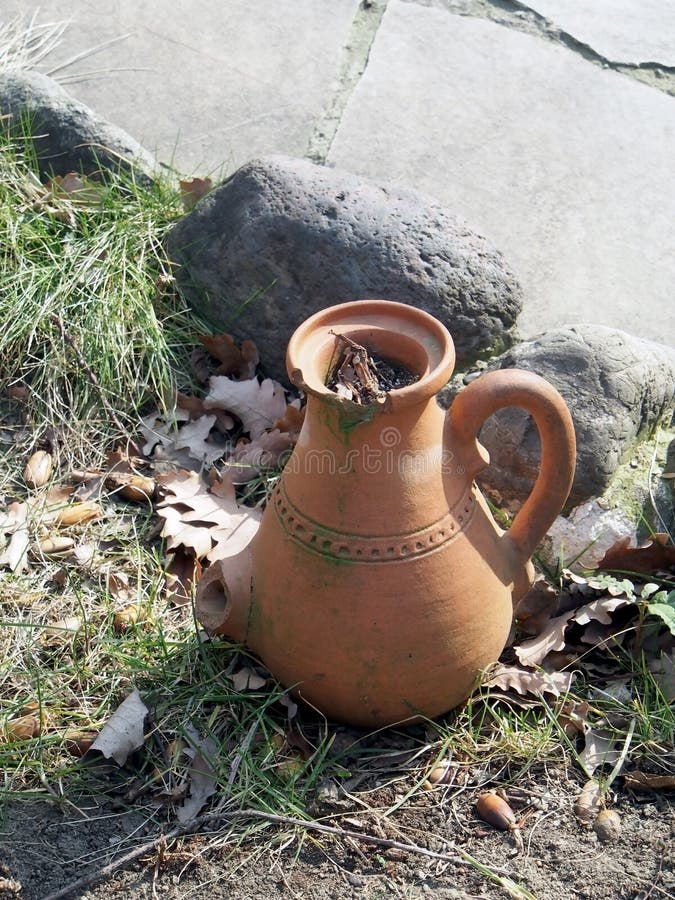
407, 0, 675, 98
305, 0, 389, 165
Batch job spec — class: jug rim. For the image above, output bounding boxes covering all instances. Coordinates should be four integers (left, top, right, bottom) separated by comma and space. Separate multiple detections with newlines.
286, 299, 456, 407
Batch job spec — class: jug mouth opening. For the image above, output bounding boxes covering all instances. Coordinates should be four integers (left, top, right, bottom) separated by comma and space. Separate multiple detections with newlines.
287, 299, 455, 407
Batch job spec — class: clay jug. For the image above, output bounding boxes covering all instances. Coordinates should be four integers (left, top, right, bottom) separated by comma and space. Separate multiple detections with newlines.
196, 300, 576, 727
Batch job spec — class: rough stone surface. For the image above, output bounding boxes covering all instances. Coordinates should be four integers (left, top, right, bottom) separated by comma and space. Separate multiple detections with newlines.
166, 155, 523, 383
0, 69, 157, 181
328, 1, 675, 347
526, 0, 675, 66
472, 325, 675, 508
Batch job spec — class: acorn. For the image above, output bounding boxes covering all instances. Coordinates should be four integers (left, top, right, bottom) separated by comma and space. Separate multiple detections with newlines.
4, 714, 40, 742
574, 779, 604, 826
40, 616, 82, 646
119, 475, 156, 503
428, 762, 452, 785
55, 502, 102, 526
593, 809, 622, 843
63, 729, 97, 757
113, 604, 141, 633
475, 792, 517, 830
35, 535, 75, 556
24, 451, 53, 488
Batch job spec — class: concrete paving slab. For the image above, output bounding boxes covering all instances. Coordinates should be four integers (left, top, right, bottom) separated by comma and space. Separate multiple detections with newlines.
2, 0, 359, 176
328, 0, 675, 347
525, 0, 675, 66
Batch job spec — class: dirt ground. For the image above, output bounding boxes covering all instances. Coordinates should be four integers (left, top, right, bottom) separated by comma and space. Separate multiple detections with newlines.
2, 761, 673, 900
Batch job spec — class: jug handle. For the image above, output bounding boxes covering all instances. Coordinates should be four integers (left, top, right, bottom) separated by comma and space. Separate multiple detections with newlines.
446, 369, 576, 566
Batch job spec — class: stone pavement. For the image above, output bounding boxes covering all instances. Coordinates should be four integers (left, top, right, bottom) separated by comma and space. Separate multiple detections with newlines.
3, 0, 674, 347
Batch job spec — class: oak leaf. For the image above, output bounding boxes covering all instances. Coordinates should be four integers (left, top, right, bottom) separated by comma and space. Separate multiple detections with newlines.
179, 176, 214, 212
514, 578, 559, 635
579, 726, 621, 777
222, 430, 294, 483
90, 688, 148, 765
483, 663, 573, 698
176, 724, 219, 822
597, 534, 675, 575
228, 667, 267, 692
156, 470, 260, 563
140, 409, 226, 466
205, 376, 288, 440
0, 502, 29, 572
573, 595, 634, 626
198, 333, 259, 380
623, 771, 675, 791
514, 611, 576, 668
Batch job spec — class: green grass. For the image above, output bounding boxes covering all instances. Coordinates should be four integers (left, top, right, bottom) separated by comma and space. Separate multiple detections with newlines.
0, 128, 208, 471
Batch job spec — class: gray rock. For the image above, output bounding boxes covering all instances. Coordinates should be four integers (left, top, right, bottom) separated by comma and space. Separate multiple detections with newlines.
0, 70, 156, 182
472, 325, 675, 508
166, 155, 522, 383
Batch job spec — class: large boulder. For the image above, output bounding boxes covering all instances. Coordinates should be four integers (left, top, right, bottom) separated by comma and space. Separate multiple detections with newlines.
472, 325, 675, 508
166, 155, 523, 383
0, 70, 156, 182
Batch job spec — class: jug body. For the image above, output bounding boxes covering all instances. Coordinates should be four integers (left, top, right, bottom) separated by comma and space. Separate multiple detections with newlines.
240, 300, 575, 727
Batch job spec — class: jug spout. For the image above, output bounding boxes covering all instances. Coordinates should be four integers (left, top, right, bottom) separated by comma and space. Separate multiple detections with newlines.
194, 550, 253, 643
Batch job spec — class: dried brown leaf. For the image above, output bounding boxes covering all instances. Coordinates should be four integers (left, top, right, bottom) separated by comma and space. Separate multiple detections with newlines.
156, 470, 260, 563
47, 172, 106, 205
179, 176, 214, 212
164, 549, 202, 606
579, 727, 621, 777
228, 667, 267, 692
107, 572, 135, 604
558, 699, 591, 738
597, 534, 675, 575
190, 347, 213, 385
198, 333, 259, 380
205, 376, 288, 440
573, 595, 634, 626
623, 771, 675, 791
272, 401, 305, 438
650, 652, 675, 702
0, 501, 29, 572
222, 430, 294, 483
90, 688, 148, 765
514, 578, 560, 635
514, 611, 576, 668
176, 725, 219, 822
286, 726, 313, 760
483, 663, 574, 698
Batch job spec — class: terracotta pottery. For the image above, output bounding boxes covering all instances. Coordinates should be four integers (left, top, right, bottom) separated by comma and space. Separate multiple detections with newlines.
196, 300, 576, 728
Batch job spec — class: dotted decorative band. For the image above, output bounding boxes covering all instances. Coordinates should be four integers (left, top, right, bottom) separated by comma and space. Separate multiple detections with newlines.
272, 482, 476, 562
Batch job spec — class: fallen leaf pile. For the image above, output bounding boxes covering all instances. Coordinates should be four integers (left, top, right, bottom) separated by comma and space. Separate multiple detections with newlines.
140, 331, 303, 480
492, 537, 675, 708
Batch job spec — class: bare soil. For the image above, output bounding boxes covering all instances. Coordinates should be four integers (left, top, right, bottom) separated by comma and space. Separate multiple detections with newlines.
2, 760, 673, 899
